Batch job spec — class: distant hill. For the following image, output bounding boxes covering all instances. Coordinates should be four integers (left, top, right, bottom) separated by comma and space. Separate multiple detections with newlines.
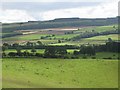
2, 17, 118, 33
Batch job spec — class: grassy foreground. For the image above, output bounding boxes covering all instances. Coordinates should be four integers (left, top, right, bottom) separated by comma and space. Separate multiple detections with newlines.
2, 58, 118, 88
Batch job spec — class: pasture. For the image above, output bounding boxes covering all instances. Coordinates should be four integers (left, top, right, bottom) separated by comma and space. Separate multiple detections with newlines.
2, 24, 118, 46
2, 17, 119, 89
3, 33, 79, 41
53, 34, 119, 45
75, 24, 118, 33
84, 34, 119, 41
2, 58, 118, 88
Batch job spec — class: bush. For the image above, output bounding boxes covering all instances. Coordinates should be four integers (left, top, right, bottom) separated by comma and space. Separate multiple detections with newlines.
35, 53, 43, 57
91, 57, 96, 59
71, 56, 79, 59
118, 57, 120, 60
73, 50, 79, 55
113, 54, 116, 56
62, 55, 70, 59
103, 57, 112, 59
8, 52, 17, 57
82, 56, 87, 59
2, 53, 6, 57
80, 45, 96, 56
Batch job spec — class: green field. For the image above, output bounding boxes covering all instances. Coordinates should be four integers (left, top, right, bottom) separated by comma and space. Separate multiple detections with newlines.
3, 33, 79, 41
2, 58, 118, 88
2, 17, 119, 88
47, 34, 79, 39
2, 33, 79, 45
5, 49, 45, 54
85, 34, 118, 40
75, 25, 118, 33
2, 24, 118, 45
53, 34, 119, 45
3, 34, 48, 41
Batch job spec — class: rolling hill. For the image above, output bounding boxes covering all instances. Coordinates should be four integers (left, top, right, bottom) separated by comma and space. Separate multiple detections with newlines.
2, 17, 118, 33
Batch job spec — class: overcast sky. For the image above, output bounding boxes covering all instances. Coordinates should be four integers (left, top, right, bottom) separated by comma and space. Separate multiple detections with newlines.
0, 0, 119, 23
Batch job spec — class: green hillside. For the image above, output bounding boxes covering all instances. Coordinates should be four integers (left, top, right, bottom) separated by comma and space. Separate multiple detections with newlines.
2, 58, 118, 88
2, 17, 118, 33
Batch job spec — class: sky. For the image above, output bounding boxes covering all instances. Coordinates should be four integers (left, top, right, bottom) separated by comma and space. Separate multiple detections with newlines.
0, 0, 119, 23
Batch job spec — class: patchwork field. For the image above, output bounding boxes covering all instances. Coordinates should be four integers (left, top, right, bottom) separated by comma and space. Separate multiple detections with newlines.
4, 33, 118, 45
75, 25, 118, 33
84, 34, 118, 41
2, 58, 118, 88
2, 24, 118, 45
52, 34, 119, 45
2, 22, 119, 88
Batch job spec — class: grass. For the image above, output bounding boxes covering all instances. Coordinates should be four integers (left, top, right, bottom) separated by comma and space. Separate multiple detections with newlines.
5, 49, 79, 54
95, 52, 119, 59
2, 24, 118, 45
85, 34, 119, 41
53, 34, 119, 46
3, 33, 78, 45
51, 41, 105, 46
3, 36, 58, 45
47, 34, 79, 39
3, 33, 79, 42
3, 34, 48, 41
5, 49, 45, 54
2, 58, 118, 88
75, 24, 118, 33
67, 49, 79, 54
40, 39, 58, 44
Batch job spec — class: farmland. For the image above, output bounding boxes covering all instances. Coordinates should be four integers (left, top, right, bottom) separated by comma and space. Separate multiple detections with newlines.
52, 34, 119, 45
2, 24, 118, 45
1, 17, 119, 88
2, 58, 118, 88
75, 24, 118, 33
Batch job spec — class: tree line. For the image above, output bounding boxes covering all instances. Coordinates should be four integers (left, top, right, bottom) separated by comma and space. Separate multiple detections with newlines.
2, 17, 118, 33
3, 41, 78, 49
73, 41, 120, 56
2, 40, 120, 59
2, 32, 22, 38
72, 29, 118, 41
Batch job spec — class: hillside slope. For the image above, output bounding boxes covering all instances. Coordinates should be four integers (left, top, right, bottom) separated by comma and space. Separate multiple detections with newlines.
2, 17, 118, 33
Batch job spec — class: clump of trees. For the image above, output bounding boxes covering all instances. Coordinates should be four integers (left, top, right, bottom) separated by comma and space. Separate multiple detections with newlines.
2, 45, 8, 56
73, 39, 120, 57
97, 41, 120, 52
58, 40, 62, 43
5, 41, 78, 49
40, 34, 55, 39
73, 45, 95, 56
80, 45, 95, 56
65, 31, 74, 34
2, 40, 120, 59
72, 30, 119, 41
44, 46, 67, 58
